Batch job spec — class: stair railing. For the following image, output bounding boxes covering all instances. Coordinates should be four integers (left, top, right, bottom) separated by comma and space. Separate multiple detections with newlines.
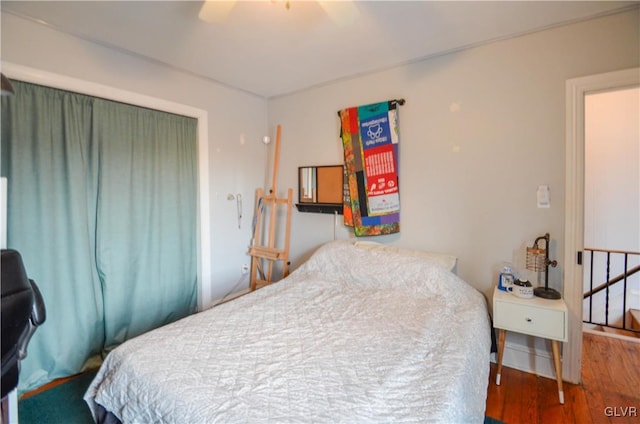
582, 248, 640, 333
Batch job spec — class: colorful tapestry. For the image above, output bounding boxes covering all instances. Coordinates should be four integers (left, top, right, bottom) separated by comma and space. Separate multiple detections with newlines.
339, 100, 401, 236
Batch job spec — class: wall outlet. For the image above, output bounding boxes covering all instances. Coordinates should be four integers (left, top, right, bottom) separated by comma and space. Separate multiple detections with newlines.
241, 264, 249, 275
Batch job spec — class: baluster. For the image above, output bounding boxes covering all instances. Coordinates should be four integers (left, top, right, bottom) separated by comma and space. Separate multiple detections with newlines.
589, 250, 594, 324
622, 253, 628, 329
605, 252, 610, 327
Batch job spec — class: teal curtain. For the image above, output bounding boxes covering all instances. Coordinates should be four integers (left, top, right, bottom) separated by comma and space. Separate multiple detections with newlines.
92, 100, 197, 347
1, 83, 105, 386
1, 81, 198, 392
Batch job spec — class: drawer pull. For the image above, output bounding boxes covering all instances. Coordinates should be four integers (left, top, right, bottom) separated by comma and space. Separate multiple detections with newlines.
526, 318, 532, 322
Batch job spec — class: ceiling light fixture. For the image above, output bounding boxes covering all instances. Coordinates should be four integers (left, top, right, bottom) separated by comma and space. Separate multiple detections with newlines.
272, 0, 291, 11
199, 0, 358, 25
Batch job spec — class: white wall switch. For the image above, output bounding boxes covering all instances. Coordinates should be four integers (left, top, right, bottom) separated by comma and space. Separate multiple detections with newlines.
537, 185, 550, 208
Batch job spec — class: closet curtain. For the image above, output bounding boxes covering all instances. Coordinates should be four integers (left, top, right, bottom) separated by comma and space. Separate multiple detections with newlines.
1, 81, 198, 392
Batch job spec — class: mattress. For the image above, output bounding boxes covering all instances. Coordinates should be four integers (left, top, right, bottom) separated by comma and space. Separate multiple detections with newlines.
84, 240, 491, 423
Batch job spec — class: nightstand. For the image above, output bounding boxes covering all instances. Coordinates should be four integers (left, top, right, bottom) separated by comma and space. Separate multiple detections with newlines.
493, 286, 568, 404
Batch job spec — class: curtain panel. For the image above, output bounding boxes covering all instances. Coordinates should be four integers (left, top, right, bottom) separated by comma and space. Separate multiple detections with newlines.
1, 81, 198, 392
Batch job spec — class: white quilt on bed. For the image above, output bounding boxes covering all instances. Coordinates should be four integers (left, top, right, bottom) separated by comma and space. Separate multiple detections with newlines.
84, 240, 491, 423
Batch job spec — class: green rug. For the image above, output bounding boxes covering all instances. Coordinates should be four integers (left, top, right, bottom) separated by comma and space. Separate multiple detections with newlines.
18, 371, 97, 424
18, 371, 503, 424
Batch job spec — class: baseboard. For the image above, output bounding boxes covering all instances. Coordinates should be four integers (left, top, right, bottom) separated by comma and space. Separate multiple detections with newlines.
491, 341, 556, 380
207, 288, 252, 309
584, 326, 640, 344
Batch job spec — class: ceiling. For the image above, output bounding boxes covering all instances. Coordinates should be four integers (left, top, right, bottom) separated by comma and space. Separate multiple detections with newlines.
1, 1, 635, 98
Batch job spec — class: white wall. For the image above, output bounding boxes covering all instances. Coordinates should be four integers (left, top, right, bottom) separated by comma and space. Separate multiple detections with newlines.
1, 13, 269, 307
585, 87, 640, 253
269, 9, 639, 377
272, 9, 639, 295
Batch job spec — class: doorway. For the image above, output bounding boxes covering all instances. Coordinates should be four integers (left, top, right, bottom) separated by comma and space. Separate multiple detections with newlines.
564, 68, 640, 384
583, 87, 640, 335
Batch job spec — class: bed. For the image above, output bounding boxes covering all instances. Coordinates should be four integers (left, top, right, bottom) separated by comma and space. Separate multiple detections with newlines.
84, 240, 492, 423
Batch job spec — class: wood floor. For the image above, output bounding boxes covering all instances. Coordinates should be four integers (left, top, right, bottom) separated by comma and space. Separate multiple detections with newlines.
486, 332, 640, 423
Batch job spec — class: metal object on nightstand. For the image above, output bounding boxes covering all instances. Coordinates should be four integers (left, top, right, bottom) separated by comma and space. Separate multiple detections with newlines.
526, 232, 561, 299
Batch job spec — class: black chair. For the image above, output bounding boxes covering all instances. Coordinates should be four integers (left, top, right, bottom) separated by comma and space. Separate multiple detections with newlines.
1, 249, 46, 399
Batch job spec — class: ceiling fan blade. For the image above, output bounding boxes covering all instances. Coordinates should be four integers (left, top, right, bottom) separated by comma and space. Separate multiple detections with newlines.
317, 0, 359, 26
199, 0, 237, 24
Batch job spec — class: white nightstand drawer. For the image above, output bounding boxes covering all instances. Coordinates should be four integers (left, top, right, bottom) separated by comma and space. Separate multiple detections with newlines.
494, 300, 565, 341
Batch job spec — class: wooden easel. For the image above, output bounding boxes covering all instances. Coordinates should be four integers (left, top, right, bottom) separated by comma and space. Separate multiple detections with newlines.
249, 124, 293, 291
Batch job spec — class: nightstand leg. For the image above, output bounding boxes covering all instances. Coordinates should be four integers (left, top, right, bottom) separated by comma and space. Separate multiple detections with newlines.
496, 329, 506, 385
551, 340, 564, 404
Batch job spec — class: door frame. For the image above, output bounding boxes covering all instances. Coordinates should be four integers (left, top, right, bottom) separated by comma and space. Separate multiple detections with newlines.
564, 67, 639, 383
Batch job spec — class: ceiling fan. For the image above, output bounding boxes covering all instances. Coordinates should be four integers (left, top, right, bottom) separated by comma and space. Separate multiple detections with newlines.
198, 0, 359, 26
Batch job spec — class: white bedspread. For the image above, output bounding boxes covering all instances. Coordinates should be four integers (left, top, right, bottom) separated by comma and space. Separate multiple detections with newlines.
84, 240, 491, 423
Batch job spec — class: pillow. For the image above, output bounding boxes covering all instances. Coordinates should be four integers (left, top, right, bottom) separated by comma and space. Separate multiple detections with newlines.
353, 241, 457, 272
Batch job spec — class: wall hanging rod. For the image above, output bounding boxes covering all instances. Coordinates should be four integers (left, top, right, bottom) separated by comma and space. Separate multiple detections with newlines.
336, 98, 405, 117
